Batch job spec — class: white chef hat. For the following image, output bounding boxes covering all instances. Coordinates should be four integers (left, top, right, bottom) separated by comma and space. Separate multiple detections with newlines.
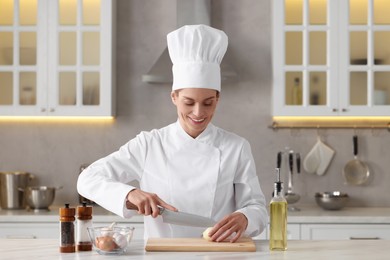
167, 24, 228, 92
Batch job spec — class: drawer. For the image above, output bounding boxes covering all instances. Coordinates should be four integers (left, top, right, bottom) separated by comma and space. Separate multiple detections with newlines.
301, 224, 390, 240
0, 222, 144, 240
0, 223, 58, 239
263, 224, 300, 240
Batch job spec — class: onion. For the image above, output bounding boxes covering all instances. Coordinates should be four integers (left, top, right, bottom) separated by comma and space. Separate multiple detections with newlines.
95, 236, 118, 251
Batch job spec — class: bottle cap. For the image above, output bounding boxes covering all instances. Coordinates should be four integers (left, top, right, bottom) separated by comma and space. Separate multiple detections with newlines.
274, 182, 283, 193
77, 202, 93, 220
59, 203, 76, 220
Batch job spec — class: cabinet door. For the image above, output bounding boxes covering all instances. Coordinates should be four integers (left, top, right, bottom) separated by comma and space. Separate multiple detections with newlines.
301, 224, 390, 240
0, 0, 46, 116
273, 0, 390, 117
273, 0, 338, 116
47, 0, 114, 116
339, 0, 390, 116
0, 0, 114, 117
286, 223, 301, 240
0, 223, 58, 239
266, 223, 300, 240
0, 222, 144, 240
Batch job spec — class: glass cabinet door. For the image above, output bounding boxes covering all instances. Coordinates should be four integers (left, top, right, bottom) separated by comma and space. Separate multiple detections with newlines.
274, 0, 390, 117
0, 0, 113, 117
273, 0, 336, 116
48, 0, 108, 116
0, 0, 42, 115
339, 0, 390, 116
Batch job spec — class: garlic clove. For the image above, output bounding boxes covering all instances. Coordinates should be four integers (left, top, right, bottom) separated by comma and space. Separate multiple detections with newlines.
202, 227, 213, 241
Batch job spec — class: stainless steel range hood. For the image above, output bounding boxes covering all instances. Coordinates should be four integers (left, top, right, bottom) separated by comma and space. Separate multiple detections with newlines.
142, 0, 237, 84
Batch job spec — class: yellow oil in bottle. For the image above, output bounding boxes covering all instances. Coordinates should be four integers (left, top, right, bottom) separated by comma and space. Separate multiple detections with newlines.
269, 198, 287, 250
270, 152, 287, 251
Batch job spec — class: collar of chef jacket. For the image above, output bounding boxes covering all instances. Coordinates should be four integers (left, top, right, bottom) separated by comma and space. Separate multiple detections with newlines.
174, 120, 217, 147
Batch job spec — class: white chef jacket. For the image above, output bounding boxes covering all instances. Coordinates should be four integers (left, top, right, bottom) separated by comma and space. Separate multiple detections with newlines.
77, 121, 268, 240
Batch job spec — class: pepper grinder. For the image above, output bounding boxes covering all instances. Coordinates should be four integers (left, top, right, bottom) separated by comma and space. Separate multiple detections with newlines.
59, 204, 76, 253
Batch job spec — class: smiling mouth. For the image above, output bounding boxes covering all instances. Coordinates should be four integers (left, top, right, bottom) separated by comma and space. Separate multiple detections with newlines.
189, 117, 205, 124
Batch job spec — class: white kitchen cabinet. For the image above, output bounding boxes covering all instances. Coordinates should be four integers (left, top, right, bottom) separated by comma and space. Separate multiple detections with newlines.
0, 223, 59, 239
0, 0, 115, 117
0, 222, 144, 240
301, 224, 390, 240
273, 0, 390, 117
286, 223, 300, 240
258, 224, 300, 240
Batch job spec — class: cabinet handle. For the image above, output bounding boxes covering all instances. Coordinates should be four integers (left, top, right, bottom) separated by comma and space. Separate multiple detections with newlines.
332, 108, 338, 112
342, 108, 348, 112
6, 235, 37, 239
41, 108, 46, 112
49, 108, 55, 112
349, 237, 380, 240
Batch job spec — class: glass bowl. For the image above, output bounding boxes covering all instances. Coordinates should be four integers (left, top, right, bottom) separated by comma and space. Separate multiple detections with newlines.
87, 226, 135, 255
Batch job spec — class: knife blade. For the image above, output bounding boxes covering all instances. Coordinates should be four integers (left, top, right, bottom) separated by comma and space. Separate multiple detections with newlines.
158, 206, 216, 227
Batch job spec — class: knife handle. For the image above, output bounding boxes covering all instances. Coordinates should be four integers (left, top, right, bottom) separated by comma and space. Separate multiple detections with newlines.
289, 151, 294, 173
296, 153, 301, 174
157, 205, 165, 215
277, 151, 282, 169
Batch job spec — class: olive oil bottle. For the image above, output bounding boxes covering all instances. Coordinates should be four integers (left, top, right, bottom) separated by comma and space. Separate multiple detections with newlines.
269, 152, 287, 251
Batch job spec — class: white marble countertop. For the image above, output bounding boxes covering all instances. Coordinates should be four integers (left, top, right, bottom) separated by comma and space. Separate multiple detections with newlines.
1, 205, 389, 224
1, 238, 389, 260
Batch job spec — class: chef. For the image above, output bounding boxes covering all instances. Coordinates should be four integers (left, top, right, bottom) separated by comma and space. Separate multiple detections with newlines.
77, 24, 267, 243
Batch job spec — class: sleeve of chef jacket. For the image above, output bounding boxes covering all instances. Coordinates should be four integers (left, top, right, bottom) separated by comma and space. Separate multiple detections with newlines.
77, 132, 150, 218
234, 140, 268, 237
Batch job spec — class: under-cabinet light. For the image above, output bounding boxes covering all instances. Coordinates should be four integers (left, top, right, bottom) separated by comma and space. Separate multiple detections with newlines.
0, 116, 115, 123
272, 116, 390, 129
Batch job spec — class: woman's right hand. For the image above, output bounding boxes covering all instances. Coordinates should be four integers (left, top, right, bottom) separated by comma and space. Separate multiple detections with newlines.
126, 189, 177, 218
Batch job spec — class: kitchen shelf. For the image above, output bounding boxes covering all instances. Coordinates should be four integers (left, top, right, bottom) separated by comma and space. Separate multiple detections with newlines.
270, 117, 390, 131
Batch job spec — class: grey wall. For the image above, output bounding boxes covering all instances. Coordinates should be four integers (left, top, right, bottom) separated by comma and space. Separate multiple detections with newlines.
0, 0, 389, 209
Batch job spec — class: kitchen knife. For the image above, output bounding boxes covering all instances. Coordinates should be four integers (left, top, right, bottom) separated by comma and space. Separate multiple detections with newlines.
158, 206, 216, 227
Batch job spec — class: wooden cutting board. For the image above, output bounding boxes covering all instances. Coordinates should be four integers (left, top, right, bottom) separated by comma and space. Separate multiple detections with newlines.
145, 237, 256, 252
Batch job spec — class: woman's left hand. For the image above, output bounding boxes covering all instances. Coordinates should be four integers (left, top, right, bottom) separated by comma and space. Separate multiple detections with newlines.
208, 212, 248, 243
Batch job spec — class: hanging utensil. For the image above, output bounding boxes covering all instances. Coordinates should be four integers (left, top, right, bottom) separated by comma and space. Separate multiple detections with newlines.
285, 150, 300, 211
342, 135, 370, 185
296, 153, 301, 175
303, 135, 334, 176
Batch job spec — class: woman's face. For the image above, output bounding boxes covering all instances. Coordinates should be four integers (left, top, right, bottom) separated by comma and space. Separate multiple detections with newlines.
171, 88, 219, 138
